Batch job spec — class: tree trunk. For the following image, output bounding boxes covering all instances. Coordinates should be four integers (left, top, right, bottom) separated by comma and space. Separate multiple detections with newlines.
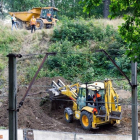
51, 0, 55, 7
103, 0, 110, 18
0, 0, 3, 19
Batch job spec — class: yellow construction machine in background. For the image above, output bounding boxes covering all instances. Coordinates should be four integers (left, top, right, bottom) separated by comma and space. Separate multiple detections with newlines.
49, 79, 121, 130
9, 7, 59, 29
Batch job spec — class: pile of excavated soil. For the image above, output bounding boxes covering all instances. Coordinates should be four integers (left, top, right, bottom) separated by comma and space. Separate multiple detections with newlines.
0, 77, 140, 135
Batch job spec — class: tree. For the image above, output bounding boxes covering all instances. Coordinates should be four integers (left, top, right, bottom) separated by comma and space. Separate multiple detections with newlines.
80, 0, 140, 61
79, 0, 110, 18
3, 0, 48, 12
103, 0, 110, 18
51, 0, 55, 7
109, 0, 140, 61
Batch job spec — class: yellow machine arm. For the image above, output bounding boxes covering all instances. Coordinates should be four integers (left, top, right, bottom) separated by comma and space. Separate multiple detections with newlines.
59, 83, 80, 101
58, 83, 80, 111
104, 80, 121, 122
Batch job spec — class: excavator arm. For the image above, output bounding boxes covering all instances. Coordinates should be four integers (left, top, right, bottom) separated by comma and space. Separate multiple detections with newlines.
49, 79, 80, 110
104, 80, 121, 122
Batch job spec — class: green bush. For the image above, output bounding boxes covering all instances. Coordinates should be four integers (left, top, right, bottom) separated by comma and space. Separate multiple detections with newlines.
47, 19, 131, 83
52, 20, 92, 44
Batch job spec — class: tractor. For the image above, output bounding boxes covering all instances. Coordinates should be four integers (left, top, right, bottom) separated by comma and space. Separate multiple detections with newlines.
49, 79, 121, 130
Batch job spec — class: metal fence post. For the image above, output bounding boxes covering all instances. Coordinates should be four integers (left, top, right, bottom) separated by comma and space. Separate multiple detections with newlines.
7, 54, 18, 140
131, 61, 138, 140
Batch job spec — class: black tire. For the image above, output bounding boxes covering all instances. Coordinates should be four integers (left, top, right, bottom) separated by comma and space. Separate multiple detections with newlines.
64, 108, 73, 123
25, 25, 31, 30
80, 111, 92, 130
36, 19, 44, 30
16, 21, 23, 29
46, 24, 52, 29
110, 120, 116, 126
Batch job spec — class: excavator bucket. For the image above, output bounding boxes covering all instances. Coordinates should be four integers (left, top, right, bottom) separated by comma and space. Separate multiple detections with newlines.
51, 81, 60, 89
48, 79, 72, 110
57, 79, 65, 87
49, 79, 66, 96
48, 81, 60, 96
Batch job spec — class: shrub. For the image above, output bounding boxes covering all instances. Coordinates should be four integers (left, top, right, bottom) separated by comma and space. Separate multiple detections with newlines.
52, 20, 92, 44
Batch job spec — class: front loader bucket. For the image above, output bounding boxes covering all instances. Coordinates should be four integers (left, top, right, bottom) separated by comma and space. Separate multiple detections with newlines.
57, 79, 65, 87
48, 88, 60, 96
51, 81, 60, 89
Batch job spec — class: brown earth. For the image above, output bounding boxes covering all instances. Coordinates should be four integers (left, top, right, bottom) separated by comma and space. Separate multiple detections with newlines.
0, 77, 140, 135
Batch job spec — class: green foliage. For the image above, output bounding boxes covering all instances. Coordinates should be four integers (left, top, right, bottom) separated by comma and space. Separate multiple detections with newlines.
108, 55, 131, 76
46, 39, 95, 82
0, 25, 24, 55
52, 20, 92, 44
46, 20, 129, 82
3, 0, 46, 11
0, 17, 132, 91
52, 20, 121, 45
0, 126, 6, 129
0, 27, 16, 54
0, 59, 5, 72
109, 0, 140, 61
79, 0, 102, 14
25, 65, 47, 84
79, 0, 140, 61
3, 0, 103, 18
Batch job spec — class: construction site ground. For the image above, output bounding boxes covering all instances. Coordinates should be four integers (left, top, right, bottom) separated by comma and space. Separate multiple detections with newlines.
0, 77, 140, 135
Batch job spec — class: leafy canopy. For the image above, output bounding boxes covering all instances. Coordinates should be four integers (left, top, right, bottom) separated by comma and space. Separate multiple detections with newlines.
79, 0, 102, 14
80, 0, 140, 61
110, 0, 140, 61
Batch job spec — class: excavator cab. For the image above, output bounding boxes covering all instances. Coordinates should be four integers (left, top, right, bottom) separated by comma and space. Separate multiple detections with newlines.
76, 88, 86, 110
40, 8, 58, 22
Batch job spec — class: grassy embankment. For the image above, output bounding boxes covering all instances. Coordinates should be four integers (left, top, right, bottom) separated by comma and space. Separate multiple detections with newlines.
0, 18, 139, 97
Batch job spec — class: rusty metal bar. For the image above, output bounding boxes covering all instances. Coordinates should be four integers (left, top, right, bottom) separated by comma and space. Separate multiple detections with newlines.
96, 49, 132, 87
17, 52, 56, 111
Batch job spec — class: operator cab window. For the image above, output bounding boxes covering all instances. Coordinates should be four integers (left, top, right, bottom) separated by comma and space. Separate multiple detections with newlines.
79, 88, 86, 98
53, 10, 58, 18
98, 89, 105, 100
77, 88, 86, 110
41, 9, 47, 18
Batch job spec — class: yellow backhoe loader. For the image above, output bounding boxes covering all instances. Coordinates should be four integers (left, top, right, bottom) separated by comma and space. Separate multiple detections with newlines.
49, 79, 121, 130
9, 7, 59, 30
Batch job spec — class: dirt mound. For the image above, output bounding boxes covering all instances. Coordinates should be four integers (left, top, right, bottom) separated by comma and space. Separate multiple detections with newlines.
0, 77, 139, 135
0, 77, 71, 130
18, 77, 70, 130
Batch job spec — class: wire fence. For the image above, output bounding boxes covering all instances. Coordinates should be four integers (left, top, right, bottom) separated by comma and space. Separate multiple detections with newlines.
0, 51, 139, 137
0, 52, 136, 105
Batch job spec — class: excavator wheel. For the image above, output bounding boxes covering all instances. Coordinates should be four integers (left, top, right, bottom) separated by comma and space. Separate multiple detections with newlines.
36, 19, 44, 30
16, 20, 23, 29
64, 108, 73, 123
80, 111, 92, 130
46, 24, 52, 29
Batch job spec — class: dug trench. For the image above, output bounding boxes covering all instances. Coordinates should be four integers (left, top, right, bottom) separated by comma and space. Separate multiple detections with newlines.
0, 77, 140, 135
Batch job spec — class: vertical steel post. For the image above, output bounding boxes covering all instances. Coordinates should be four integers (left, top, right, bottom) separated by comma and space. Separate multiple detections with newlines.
131, 61, 138, 140
86, 83, 88, 106
8, 54, 17, 140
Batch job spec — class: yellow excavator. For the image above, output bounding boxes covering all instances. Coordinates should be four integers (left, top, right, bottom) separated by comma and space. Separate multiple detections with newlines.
49, 79, 121, 130
9, 7, 59, 29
